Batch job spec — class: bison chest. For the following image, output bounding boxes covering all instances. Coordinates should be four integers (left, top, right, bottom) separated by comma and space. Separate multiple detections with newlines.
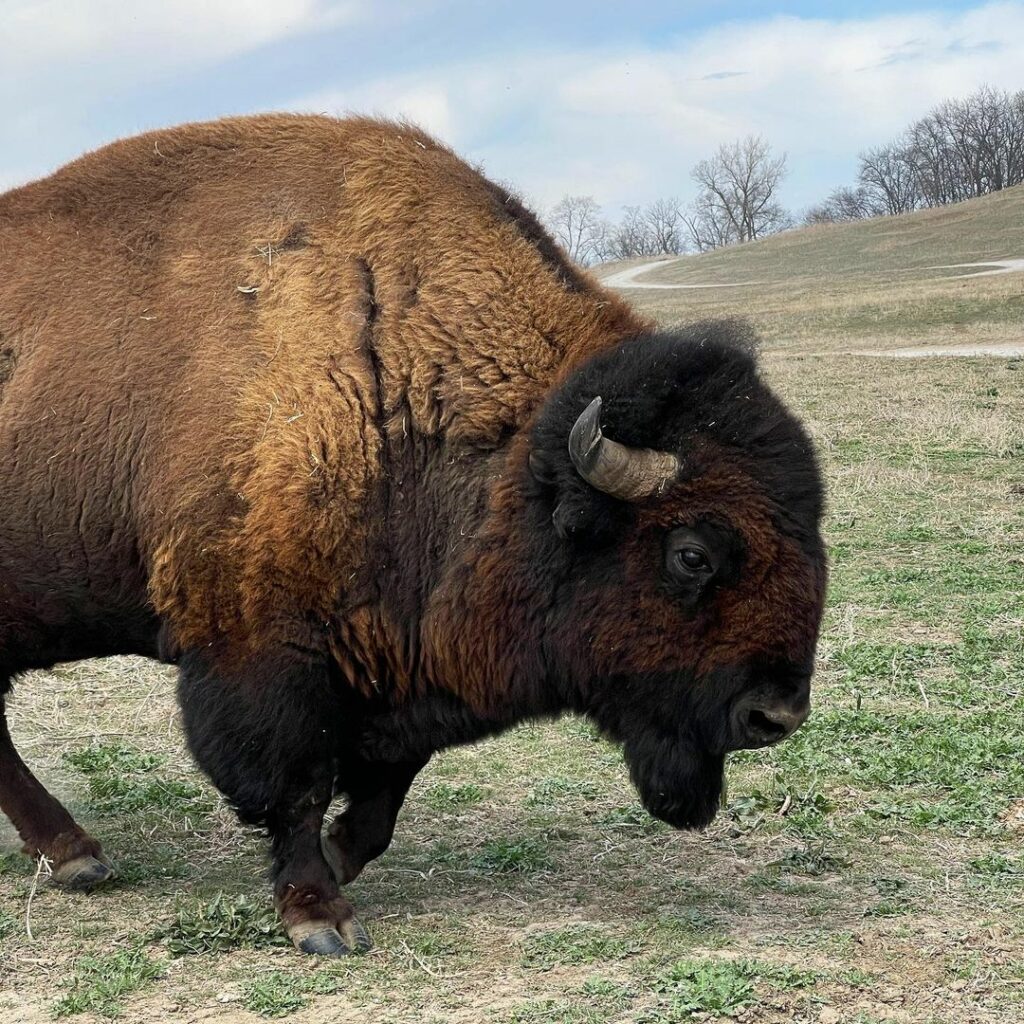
355, 688, 523, 764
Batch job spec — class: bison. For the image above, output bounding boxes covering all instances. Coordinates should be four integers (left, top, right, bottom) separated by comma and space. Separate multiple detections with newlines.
0, 116, 826, 956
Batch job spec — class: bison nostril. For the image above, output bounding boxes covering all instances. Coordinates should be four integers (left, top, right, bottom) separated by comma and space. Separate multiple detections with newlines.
746, 708, 789, 742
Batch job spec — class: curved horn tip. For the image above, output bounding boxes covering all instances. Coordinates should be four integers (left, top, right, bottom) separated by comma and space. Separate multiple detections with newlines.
569, 396, 604, 468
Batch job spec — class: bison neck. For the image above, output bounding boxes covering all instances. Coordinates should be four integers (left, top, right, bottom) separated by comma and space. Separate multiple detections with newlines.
339, 379, 592, 737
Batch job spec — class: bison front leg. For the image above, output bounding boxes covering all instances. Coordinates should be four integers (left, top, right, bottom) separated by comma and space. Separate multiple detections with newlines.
324, 758, 426, 885
177, 650, 371, 957
268, 787, 372, 956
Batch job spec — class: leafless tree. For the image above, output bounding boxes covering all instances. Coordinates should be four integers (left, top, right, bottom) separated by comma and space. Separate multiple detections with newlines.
1007, 90, 1024, 188
685, 136, 790, 250
547, 195, 605, 264
548, 197, 688, 264
896, 86, 1024, 208
803, 186, 880, 224
598, 206, 659, 260
906, 114, 965, 206
644, 197, 686, 255
856, 144, 920, 215
681, 205, 738, 252
811, 86, 1024, 222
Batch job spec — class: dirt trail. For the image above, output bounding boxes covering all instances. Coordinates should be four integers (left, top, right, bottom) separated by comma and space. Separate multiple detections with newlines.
604, 255, 1024, 358
853, 341, 1024, 358
600, 257, 758, 289
604, 256, 1024, 290
933, 258, 1024, 278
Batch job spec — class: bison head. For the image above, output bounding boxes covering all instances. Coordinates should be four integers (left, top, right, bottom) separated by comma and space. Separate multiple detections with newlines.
522, 321, 826, 830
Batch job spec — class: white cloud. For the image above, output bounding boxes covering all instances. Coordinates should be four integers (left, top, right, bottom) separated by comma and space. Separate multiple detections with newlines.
4, 3, 1024, 213
0, 1, 370, 189
284, 2, 1024, 213
2, 1, 362, 74
296, 83, 458, 142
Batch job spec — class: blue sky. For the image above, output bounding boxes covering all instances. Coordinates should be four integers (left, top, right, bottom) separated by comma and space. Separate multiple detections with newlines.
2, 1, 1021, 217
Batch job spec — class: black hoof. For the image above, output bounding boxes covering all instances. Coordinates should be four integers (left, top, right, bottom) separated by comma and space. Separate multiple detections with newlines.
52, 856, 116, 891
295, 927, 351, 957
341, 917, 373, 953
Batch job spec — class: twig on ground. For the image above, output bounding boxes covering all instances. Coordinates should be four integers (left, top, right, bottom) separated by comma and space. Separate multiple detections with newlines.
26, 854, 53, 941
400, 940, 441, 977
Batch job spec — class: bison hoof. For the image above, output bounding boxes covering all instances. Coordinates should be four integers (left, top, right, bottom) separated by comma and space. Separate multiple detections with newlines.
52, 855, 116, 890
290, 917, 372, 957
341, 916, 373, 953
297, 927, 350, 957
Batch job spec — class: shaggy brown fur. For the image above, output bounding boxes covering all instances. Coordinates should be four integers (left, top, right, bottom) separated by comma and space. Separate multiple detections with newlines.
0, 115, 641, 668
0, 115, 825, 955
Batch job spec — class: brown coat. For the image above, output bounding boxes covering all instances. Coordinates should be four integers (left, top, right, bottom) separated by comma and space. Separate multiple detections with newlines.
0, 115, 641, 676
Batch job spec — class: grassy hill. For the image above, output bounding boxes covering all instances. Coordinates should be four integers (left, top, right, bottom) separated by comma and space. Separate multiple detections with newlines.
594, 185, 1024, 353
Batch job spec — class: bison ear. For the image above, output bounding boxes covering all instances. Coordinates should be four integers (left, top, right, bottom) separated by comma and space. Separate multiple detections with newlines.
528, 449, 559, 485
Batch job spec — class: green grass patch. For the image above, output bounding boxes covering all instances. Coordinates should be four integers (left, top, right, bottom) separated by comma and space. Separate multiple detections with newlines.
0, 850, 32, 877
470, 836, 553, 874
421, 782, 486, 811
157, 893, 288, 955
527, 776, 600, 807
504, 999, 609, 1023
969, 852, 1024, 876
597, 804, 666, 834
863, 877, 917, 918
522, 924, 635, 969
244, 972, 307, 1018
64, 744, 164, 776
64, 742, 212, 817
53, 948, 164, 1018
642, 957, 820, 1020
769, 845, 851, 876
647, 959, 754, 1019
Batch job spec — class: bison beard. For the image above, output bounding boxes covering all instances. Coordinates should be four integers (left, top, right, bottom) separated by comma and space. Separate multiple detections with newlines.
626, 736, 726, 831
581, 672, 735, 831
0, 115, 826, 957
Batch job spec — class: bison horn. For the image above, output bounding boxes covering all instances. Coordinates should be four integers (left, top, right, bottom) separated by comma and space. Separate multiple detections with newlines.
568, 397, 679, 501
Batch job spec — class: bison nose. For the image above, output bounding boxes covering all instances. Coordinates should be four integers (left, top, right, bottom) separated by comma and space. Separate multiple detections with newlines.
736, 701, 809, 749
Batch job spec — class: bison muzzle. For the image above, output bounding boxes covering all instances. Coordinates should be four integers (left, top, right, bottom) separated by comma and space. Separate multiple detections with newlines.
0, 115, 827, 956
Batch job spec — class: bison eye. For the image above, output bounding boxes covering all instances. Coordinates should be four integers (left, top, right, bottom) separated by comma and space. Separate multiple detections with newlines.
664, 527, 720, 587
675, 546, 711, 573
664, 523, 740, 595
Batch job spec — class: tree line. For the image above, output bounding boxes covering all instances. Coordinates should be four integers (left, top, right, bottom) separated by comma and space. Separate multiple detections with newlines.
804, 85, 1024, 223
548, 85, 1024, 262
549, 135, 789, 262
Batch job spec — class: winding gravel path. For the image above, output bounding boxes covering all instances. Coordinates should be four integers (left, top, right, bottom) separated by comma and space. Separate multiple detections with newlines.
603, 257, 1024, 289
933, 258, 1024, 278
603, 255, 1024, 357
600, 258, 758, 289
855, 342, 1024, 358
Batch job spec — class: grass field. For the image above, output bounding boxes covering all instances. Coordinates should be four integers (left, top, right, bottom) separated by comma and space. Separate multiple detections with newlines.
1, 199, 1023, 1023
